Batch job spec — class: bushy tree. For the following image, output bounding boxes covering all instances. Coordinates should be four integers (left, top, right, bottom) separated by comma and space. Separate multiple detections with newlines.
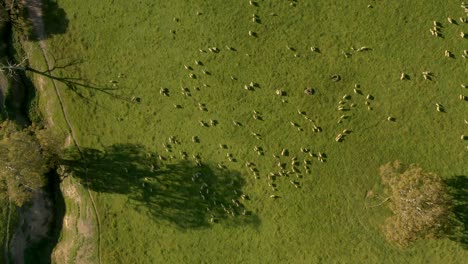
380, 161, 452, 247
0, 121, 58, 206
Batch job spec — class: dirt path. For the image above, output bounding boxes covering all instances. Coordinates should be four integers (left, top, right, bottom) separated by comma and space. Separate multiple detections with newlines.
10, 0, 102, 263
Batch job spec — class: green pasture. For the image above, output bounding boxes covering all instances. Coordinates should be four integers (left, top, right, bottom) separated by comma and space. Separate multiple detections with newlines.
40, 0, 467, 263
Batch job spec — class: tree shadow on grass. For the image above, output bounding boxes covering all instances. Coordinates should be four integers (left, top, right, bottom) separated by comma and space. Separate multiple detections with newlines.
445, 175, 468, 249
24, 0, 69, 41
61, 144, 260, 229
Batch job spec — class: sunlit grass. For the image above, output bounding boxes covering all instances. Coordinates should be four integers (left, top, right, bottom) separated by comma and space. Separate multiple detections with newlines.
42, 0, 467, 263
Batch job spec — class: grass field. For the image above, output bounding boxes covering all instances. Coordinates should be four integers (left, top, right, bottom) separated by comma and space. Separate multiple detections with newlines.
36, 0, 468, 263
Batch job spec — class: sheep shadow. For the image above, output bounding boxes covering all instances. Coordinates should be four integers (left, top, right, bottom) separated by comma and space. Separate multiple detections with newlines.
61, 144, 260, 229
445, 175, 468, 249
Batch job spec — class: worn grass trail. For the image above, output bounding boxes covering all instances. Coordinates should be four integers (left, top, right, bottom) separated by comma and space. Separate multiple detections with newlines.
24, 0, 102, 262
41, 0, 468, 263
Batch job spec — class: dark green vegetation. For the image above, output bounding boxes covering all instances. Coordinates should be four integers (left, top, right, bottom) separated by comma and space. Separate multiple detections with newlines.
0, 122, 46, 207
6, 0, 468, 263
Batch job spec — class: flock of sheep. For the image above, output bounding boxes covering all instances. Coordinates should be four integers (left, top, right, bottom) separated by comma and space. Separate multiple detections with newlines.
130, 1, 468, 223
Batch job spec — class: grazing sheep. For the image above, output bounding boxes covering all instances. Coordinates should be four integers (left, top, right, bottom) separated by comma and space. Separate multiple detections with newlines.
460, 95, 467, 100
331, 74, 341, 82
245, 161, 254, 167
461, 32, 467, 38
270, 195, 279, 198
184, 65, 192, 70
445, 50, 453, 57
281, 148, 288, 156
448, 17, 457, 24
244, 84, 254, 91
357, 46, 371, 52
233, 120, 242, 126
400, 73, 408, 80
160, 87, 169, 95
342, 50, 351, 58
276, 89, 285, 96
387, 116, 395, 121
304, 88, 315, 95
311, 47, 320, 52
189, 73, 196, 79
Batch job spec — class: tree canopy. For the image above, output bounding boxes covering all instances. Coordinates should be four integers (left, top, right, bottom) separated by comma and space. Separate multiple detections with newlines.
0, 121, 58, 206
380, 161, 452, 247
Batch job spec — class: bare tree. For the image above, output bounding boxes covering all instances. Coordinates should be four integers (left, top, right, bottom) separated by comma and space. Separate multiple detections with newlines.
0, 56, 28, 77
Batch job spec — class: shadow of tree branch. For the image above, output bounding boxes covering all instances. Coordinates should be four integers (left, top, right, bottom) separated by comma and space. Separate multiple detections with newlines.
60, 144, 261, 229
25, 65, 130, 103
